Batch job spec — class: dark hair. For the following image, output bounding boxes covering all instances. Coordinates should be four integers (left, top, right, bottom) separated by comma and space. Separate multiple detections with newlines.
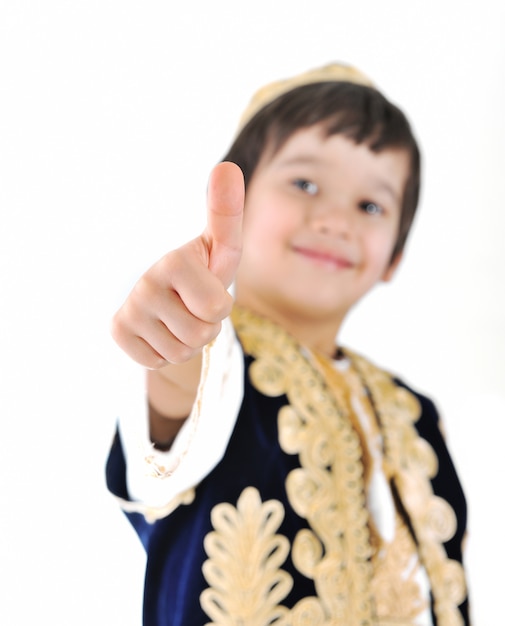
223, 81, 421, 262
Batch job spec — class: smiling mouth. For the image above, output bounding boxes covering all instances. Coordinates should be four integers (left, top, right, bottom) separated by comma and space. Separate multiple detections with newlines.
292, 246, 354, 269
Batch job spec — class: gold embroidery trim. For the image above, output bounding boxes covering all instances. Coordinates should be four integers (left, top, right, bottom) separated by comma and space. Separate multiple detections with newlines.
350, 351, 467, 624
232, 307, 375, 625
200, 307, 467, 625
371, 512, 430, 623
200, 487, 292, 625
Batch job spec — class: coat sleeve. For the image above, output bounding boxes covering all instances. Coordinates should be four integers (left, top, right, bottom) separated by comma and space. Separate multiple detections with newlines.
105, 317, 244, 521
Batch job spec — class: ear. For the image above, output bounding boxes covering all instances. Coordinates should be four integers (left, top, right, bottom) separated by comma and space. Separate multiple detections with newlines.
381, 251, 403, 283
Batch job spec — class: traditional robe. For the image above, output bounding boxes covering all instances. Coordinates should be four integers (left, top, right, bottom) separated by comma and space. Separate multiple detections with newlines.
107, 308, 469, 625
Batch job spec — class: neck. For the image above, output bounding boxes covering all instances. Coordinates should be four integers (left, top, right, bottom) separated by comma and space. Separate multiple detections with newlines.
233, 296, 344, 358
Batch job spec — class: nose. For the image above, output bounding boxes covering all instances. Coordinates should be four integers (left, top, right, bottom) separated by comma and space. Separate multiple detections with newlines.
308, 198, 353, 238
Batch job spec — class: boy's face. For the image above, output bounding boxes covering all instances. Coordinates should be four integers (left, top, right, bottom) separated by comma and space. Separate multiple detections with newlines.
234, 123, 410, 352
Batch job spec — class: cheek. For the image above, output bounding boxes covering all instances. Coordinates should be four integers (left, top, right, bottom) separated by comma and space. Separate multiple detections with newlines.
241, 211, 277, 266
241, 212, 270, 254
367, 232, 398, 272
243, 200, 295, 248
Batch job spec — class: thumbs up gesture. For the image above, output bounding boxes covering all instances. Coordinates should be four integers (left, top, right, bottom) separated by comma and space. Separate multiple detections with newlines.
111, 162, 245, 369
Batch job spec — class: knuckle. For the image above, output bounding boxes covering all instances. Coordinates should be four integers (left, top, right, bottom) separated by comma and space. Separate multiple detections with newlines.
110, 310, 129, 346
187, 321, 221, 349
132, 274, 158, 305
145, 355, 169, 370
169, 343, 198, 364
202, 291, 233, 323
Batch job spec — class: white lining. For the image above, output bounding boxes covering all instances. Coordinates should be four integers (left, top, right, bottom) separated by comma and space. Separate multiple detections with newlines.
118, 317, 243, 511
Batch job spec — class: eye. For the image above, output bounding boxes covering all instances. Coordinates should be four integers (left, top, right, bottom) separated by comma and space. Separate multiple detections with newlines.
293, 179, 319, 195
359, 201, 383, 216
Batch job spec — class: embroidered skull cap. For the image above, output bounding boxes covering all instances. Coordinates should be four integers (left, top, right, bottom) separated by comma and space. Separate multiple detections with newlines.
237, 62, 375, 133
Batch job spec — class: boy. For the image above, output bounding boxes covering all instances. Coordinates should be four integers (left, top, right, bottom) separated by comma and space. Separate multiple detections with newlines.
107, 63, 469, 625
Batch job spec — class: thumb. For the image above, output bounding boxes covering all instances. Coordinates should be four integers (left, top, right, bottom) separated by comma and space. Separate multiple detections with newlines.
205, 161, 245, 287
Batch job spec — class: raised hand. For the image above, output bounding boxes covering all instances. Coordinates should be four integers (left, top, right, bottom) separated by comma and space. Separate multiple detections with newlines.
111, 161, 245, 370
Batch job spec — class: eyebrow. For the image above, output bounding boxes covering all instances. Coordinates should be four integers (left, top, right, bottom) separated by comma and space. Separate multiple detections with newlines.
277, 155, 320, 168
370, 180, 401, 204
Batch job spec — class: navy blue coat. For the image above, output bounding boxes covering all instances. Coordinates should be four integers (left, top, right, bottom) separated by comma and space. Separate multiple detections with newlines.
107, 355, 469, 626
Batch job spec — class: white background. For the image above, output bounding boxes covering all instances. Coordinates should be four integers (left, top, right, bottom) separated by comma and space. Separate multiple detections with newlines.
1, 1, 503, 624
